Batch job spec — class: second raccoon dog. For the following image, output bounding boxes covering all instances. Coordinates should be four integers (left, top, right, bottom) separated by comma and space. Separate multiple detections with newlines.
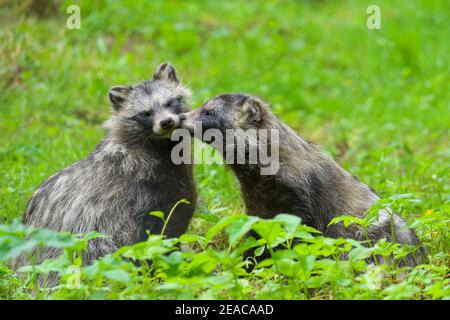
13, 63, 197, 274
180, 93, 423, 266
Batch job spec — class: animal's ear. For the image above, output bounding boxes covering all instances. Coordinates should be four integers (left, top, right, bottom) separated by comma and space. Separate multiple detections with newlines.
109, 85, 132, 111
152, 62, 179, 84
241, 97, 262, 122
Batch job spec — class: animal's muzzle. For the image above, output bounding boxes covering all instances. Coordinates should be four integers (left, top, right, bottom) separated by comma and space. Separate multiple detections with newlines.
160, 117, 175, 130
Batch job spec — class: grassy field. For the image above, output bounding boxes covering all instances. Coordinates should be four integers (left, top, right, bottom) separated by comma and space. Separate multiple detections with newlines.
0, 0, 449, 299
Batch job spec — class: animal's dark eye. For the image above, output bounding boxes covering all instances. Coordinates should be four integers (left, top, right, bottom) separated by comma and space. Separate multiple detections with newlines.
140, 111, 152, 117
166, 98, 182, 109
203, 109, 213, 116
130, 110, 153, 123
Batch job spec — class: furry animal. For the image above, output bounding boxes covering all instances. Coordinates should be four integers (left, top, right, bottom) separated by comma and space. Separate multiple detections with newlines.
13, 63, 197, 274
180, 93, 423, 266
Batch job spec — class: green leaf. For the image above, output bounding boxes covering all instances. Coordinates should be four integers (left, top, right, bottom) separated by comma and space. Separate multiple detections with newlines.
256, 258, 274, 268
254, 246, 265, 257
149, 211, 165, 221
348, 246, 375, 261
205, 214, 244, 243
0, 239, 37, 261
179, 234, 205, 244
252, 220, 285, 246
82, 231, 105, 241
226, 215, 259, 247
328, 215, 369, 228
274, 214, 301, 235
103, 269, 131, 283
197, 213, 220, 223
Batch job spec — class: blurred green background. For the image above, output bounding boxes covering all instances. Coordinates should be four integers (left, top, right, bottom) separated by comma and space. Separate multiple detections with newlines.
0, 0, 449, 225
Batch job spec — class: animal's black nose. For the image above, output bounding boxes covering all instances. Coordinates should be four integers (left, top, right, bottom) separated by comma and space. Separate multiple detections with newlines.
160, 117, 174, 130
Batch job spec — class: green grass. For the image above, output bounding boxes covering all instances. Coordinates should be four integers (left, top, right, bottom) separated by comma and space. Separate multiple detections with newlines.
0, 0, 449, 299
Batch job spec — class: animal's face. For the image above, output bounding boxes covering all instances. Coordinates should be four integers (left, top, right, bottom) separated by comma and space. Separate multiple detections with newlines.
107, 63, 191, 140
180, 93, 264, 136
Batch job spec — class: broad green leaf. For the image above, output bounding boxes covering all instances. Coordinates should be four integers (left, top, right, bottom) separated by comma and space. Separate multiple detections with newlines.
205, 214, 245, 243
103, 269, 131, 283
149, 211, 165, 221
348, 246, 375, 261
274, 214, 301, 235
225, 215, 259, 246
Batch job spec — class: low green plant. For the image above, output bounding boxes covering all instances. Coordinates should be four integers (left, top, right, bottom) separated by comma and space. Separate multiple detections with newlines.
0, 196, 448, 300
